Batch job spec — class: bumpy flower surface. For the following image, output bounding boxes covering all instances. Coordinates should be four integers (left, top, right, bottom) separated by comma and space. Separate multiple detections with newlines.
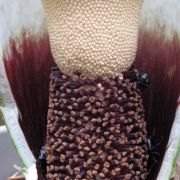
45, 66, 148, 179
42, 0, 143, 77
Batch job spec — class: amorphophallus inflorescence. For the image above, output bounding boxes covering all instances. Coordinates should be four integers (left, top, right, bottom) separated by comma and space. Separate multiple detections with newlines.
41, 0, 149, 179
0, 0, 180, 180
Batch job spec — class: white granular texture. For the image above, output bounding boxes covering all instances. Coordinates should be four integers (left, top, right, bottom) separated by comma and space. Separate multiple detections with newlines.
42, 0, 143, 77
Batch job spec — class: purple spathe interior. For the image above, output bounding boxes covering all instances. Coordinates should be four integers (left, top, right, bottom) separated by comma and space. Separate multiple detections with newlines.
2, 27, 180, 179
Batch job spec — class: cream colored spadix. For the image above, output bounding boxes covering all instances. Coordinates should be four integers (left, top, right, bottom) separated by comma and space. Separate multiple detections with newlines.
42, 0, 143, 77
